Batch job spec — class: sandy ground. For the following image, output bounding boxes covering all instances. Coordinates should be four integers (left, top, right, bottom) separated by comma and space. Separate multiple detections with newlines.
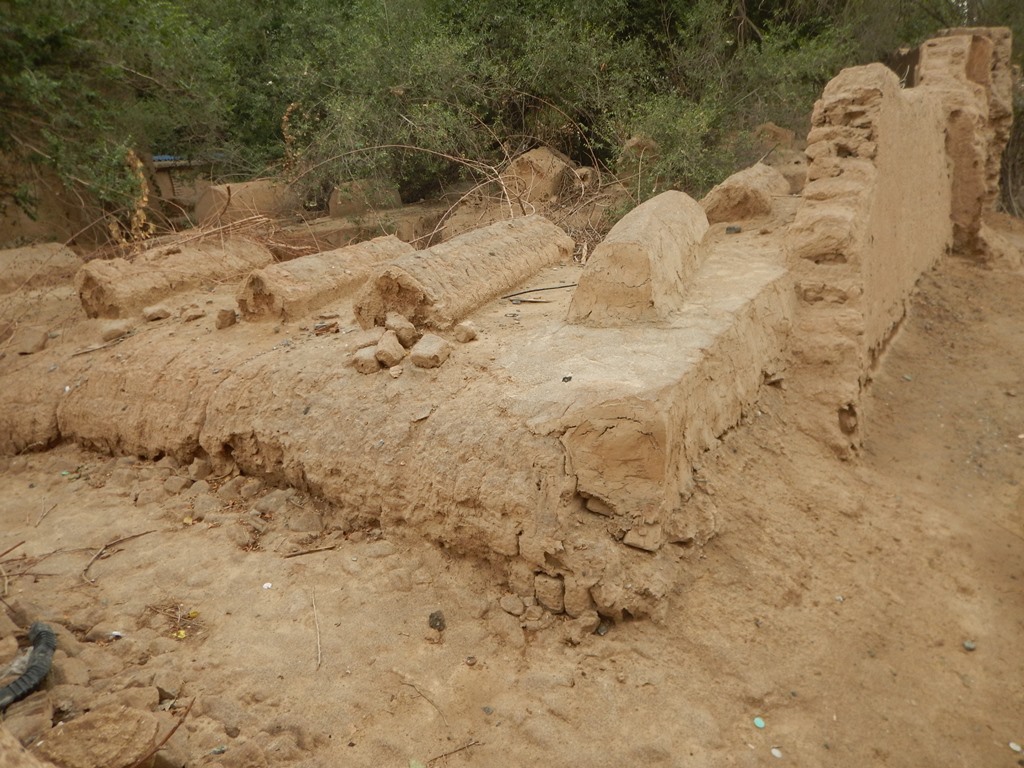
1, 254, 1022, 767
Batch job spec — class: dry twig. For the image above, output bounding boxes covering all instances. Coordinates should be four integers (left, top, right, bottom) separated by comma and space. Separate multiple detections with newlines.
81, 530, 158, 584
428, 740, 481, 764
312, 588, 322, 671
283, 544, 338, 559
0, 541, 25, 560
401, 681, 449, 727
127, 697, 195, 768
501, 283, 578, 300
36, 501, 57, 527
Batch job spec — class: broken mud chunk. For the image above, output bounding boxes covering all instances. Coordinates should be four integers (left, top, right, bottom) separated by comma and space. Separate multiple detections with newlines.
499, 594, 525, 617
100, 320, 133, 342
623, 523, 663, 552
453, 321, 478, 343
410, 333, 452, 369
180, 305, 206, 322
352, 346, 382, 374
11, 327, 48, 355
374, 329, 406, 367
215, 308, 237, 329
534, 574, 565, 613
385, 312, 421, 349
142, 304, 172, 321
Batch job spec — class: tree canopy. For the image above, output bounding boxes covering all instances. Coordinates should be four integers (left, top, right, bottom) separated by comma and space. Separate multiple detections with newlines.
2, 0, 1021, 225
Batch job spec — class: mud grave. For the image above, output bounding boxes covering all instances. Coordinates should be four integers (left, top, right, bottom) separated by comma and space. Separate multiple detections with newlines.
1, 25, 1022, 768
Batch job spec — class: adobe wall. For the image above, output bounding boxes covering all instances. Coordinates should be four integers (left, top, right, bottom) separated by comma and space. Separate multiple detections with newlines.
917, 28, 1015, 257
787, 27, 1014, 455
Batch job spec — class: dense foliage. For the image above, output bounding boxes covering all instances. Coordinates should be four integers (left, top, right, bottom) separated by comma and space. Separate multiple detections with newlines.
2, 0, 1022, 224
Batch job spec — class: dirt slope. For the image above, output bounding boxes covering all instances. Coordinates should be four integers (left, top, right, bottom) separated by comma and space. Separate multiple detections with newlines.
1, 255, 1022, 768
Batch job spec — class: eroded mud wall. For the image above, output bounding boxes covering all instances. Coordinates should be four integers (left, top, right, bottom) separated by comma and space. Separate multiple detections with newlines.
787, 27, 1014, 454
917, 28, 1015, 258
787, 64, 953, 454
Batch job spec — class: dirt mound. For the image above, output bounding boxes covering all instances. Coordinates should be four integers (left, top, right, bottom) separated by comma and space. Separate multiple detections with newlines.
76, 239, 274, 319
0, 244, 82, 295
567, 190, 709, 326
354, 215, 573, 329
700, 163, 790, 223
237, 235, 413, 321
194, 180, 300, 227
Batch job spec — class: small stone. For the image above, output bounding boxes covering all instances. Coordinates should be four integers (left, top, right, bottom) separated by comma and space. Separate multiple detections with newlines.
453, 322, 478, 343
351, 346, 382, 374
465, 656, 477, 666
217, 476, 246, 499
725, 225, 742, 234
239, 477, 262, 499
770, 747, 783, 759
215, 308, 238, 329
181, 305, 206, 322
188, 479, 212, 495
388, 365, 403, 378
522, 605, 544, 622
135, 484, 169, 507
143, 304, 172, 321
534, 574, 565, 613
410, 333, 452, 369
562, 575, 596, 618
375, 329, 406, 367
385, 312, 421, 349
349, 327, 385, 350
1010, 741, 1022, 753
189, 457, 212, 481
52, 656, 90, 687
192, 494, 222, 519
428, 610, 446, 632
152, 670, 182, 701
12, 326, 49, 355
623, 523, 663, 552
285, 508, 323, 533
100, 320, 133, 342
499, 594, 525, 617
164, 476, 193, 494
566, 610, 601, 644
34, 705, 159, 768
254, 488, 293, 516
963, 640, 977, 652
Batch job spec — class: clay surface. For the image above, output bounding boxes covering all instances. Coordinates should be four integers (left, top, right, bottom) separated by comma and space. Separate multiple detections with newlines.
0, 27, 1021, 768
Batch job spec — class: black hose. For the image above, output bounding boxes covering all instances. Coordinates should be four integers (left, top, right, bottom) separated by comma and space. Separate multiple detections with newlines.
0, 622, 57, 711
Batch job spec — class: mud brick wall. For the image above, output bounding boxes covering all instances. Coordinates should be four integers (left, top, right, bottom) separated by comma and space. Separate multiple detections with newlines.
787, 27, 1014, 456
918, 28, 1015, 257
